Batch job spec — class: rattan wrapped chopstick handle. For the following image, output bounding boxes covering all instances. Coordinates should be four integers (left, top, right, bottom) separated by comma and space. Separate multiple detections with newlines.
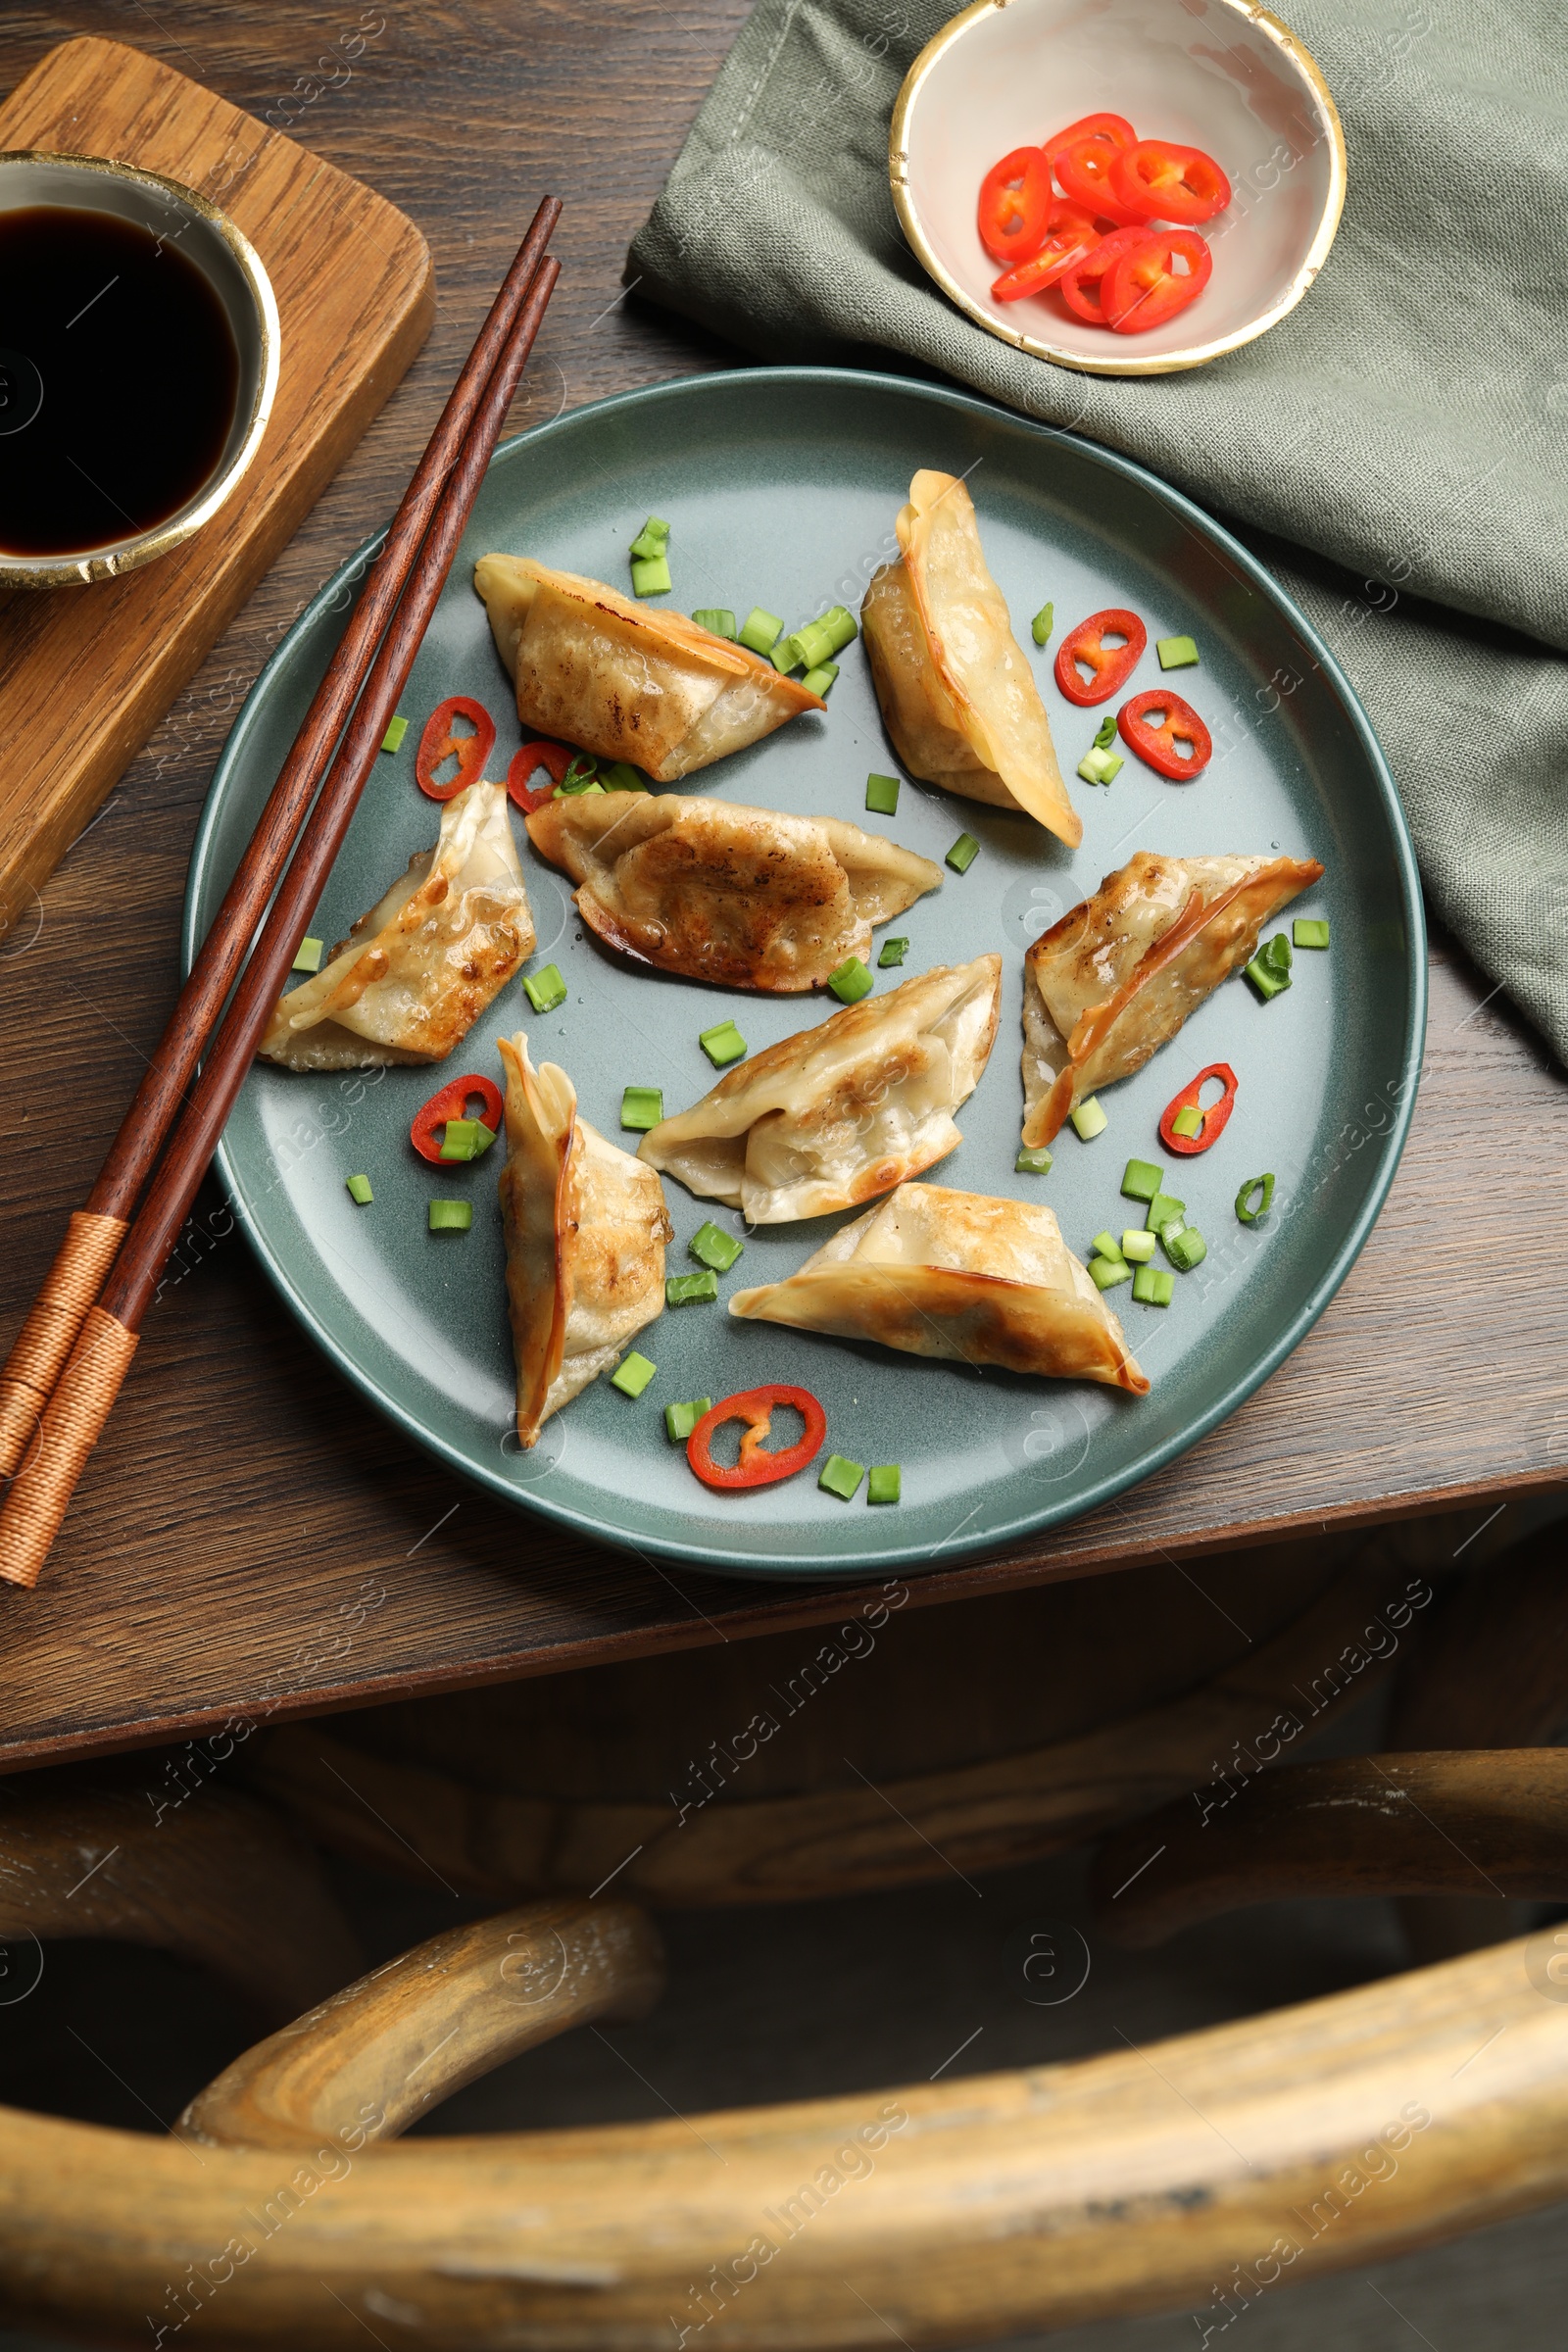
0, 1309, 138, 1590
0, 1214, 127, 1480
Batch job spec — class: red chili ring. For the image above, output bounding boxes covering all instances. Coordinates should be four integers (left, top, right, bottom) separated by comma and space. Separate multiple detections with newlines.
416, 694, 497, 801
1118, 687, 1213, 779
508, 739, 574, 813
411, 1074, 505, 1164
687, 1385, 827, 1492
1055, 608, 1148, 707
1159, 1062, 1239, 1155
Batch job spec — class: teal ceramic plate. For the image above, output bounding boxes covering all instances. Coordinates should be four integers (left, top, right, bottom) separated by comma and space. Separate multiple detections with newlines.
185, 368, 1423, 1580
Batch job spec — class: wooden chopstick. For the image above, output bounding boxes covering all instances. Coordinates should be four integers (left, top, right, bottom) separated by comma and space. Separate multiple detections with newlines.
0, 195, 562, 1487
0, 248, 564, 1592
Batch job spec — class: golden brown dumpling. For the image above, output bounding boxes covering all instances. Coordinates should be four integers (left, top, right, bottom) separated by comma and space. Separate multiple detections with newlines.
730, 1183, 1148, 1394
525, 791, 943, 994
1021, 850, 1325, 1147
473, 554, 823, 783
497, 1035, 672, 1446
861, 469, 1080, 848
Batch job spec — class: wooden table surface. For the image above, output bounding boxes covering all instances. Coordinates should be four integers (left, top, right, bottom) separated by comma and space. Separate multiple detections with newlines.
1, 0, 1562, 1774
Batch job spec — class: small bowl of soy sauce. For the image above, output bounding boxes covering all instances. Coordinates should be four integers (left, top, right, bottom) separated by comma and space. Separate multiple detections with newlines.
0, 152, 280, 588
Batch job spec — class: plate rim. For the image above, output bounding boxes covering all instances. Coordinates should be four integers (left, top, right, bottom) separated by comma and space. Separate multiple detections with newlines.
185, 363, 1427, 1581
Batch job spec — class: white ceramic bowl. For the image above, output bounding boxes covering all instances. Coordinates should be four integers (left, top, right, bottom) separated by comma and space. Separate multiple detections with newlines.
890, 0, 1345, 376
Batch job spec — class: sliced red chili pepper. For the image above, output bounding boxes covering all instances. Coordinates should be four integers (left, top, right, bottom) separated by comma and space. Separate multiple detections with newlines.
1109, 140, 1231, 226
977, 145, 1054, 266
1105, 228, 1212, 334
1056, 226, 1151, 325
507, 738, 573, 813
411, 1074, 505, 1164
990, 199, 1102, 302
687, 1385, 827, 1492
416, 695, 497, 801
1043, 112, 1136, 169
1053, 136, 1148, 227
1054, 608, 1149, 707
1118, 688, 1213, 779
1159, 1062, 1239, 1155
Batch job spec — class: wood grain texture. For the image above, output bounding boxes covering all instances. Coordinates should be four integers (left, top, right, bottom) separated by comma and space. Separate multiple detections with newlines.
0, 32, 434, 940
0, 0, 1561, 1768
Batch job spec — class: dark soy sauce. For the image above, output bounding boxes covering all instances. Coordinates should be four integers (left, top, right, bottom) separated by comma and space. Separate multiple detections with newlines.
0, 205, 240, 559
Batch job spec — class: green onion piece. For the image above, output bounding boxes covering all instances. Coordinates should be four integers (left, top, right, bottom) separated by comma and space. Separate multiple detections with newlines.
665, 1268, 719, 1307
865, 772, 901, 816
1069, 1097, 1107, 1141
819, 1453, 865, 1501
1172, 1102, 1202, 1139
1121, 1157, 1164, 1202
1031, 602, 1054, 647
1156, 634, 1200, 670
738, 607, 783, 656
1092, 1230, 1125, 1265
1076, 746, 1122, 785
554, 778, 606, 798
827, 956, 873, 1004
561, 753, 599, 790
1094, 714, 1117, 749
947, 832, 980, 874
771, 636, 805, 674
439, 1117, 497, 1161
620, 1086, 663, 1132
523, 963, 568, 1013
867, 1463, 901, 1505
1120, 1228, 1155, 1262
1262, 931, 1293, 975
1236, 1172, 1276, 1224
1097, 750, 1123, 781
627, 514, 670, 560
1146, 1191, 1186, 1234
1015, 1144, 1054, 1175
878, 936, 908, 969
692, 609, 737, 640
428, 1200, 472, 1233
380, 715, 408, 754
611, 1350, 657, 1398
800, 662, 839, 697
1163, 1223, 1207, 1272
345, 1173, 372, 1206
665, 1396, 712, 1444
292, 936, 323, 975
1293, 917, 1331, 950
690, 1220, 744, 1273
1090, 1255, 1132, 1291
700, 1018, 748, 1067
630, 555, 672, 599
790, 619, 836, 671
1132, 1264, 1174, 1306
819, 607, 859, 656
1245, 953, 1292, 1002
1076, 750, 1109, 786
599, 760, 648, 791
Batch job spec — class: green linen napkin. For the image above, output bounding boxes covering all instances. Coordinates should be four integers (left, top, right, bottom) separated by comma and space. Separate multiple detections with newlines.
629, 0, 1568, 1061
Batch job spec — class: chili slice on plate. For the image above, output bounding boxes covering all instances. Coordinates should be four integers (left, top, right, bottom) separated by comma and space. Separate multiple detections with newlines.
1056, 227, 1149, 324
1105, 228, 1212, 333
977, 145, 1054, 266
1110, 139, 1231, 225
1159, 1062, 1239, 1155
1118, 687, 1213, 778
507, 738, 573, 812
990, 199, 1102, 301
687, 1385, 827, 1492
411, 1074, 505, 1164
416, 695, 497, 800
1055, 608, 1149, 706
1053, 136, 1148, 226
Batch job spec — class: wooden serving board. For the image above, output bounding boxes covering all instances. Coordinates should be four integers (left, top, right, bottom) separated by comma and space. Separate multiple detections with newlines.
0, 36, 434, 941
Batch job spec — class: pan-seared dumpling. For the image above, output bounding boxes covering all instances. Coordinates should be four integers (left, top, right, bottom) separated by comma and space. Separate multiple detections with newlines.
526, 791, 943, 993
1021, 850, 1325, 1147
730, 1183, 1148, 1394
639, 956, 1002, 1222
861, 470, 1080, 849
497, 1035, 672, 1446
474, 555, 823, 783
258, 782, 534, 1072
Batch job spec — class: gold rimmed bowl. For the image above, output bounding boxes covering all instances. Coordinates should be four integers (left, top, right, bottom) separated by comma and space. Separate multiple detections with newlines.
890, 0, 1346, 377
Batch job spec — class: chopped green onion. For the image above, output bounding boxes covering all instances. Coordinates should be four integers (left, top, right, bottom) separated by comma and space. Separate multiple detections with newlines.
878, 936, 908, 968
1076, 745, 1122, 785
771, 636, 804, 674
345, 1173, 372, 1206
523, 963, 568, 1013
1031, 602, 1054, 647
1163, 1223, 1207, 1272
823, 606, 859, 652
819, 1453, 865, 1501
1069, 1098, 1107, 1141
630, 555, 671, 598
1261, 931, 1293, 975
1092, 1230, 1125, 1265
1090, 1255, 1132, 1290
439, 1117, 497, 1161
1236, 1172, 1275, 1224
1245, 952, 1292, 1002
1156, 634, 1200, 670
1146, 1191, 1186, 1235
553, 778, 606, 798
801, 662, 839, 697
867, 1463, 901, 1505
864, 772, 901, 816
620, 1086, 663, 1132
380, 714, 408, 754
428, 1200, 472, 1233
1172, 1103, 1202, 1139
827, 956, 873, 1004
665, 1268, 719, 1307
1015, 1144, 1054, 1175
561, 753, 600, 790
292, 936, 323, 975
700, 1018, 747, 1067
690, 1220, 744, 1273
1120, 1228, 1155, 1262
627, 514, 670, 561
611, 1350, 657, 1398
738, 607, 783, 657
1293, 917, 1331, 950
946, 832, 980, 873
789, 608, 858, 668
1094, 714, 1117, 749
599, 760, 648, 791
665, 1396, 712, 1444
692, 608, 736, 639
1132, 1264, 1174, 1306
1121, 1157, 1164, 1202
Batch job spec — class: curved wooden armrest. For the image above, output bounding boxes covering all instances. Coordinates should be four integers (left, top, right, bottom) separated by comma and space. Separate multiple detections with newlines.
181, 1896, 664, 2150
1093, 1749, 1568, 1949
1390, 1524, 1568, 1748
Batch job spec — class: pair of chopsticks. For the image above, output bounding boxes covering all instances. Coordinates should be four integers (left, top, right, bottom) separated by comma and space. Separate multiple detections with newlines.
0, 198, 564, 1592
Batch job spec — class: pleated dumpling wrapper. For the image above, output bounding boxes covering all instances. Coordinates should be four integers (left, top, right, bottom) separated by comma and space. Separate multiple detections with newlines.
639, 956, 1002, 1223
731, 1183, 1149, 1395
474, 555, 823, 783
861, 470, 1081, 849
497, 1035, 673, 1447
526, 791, 944, 993
258, 782, 535, 1072
1020, 849, 1325, 1148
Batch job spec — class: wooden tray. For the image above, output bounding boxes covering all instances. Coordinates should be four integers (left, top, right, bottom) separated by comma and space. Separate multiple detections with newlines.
0, 36, 434, 944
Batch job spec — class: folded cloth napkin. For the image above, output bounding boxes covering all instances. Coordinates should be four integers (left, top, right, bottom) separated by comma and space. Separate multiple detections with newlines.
629, 0, 1568, 1062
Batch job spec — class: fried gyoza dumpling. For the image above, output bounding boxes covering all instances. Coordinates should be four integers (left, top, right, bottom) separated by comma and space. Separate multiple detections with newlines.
497, 1035, 672, 1446
526, 791, 943, 994
861, 470, 1080, 849
258, 783, 534, 1072
1020, 850, 1325, 1147
473, 555, 823, 783
730, 1183, 1148, 1394
639, 956, 1002, 1223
